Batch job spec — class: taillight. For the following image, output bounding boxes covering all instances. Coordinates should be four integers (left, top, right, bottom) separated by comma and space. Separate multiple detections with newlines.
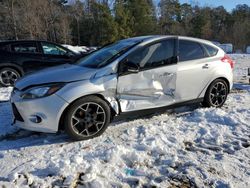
221, 55, 234, 69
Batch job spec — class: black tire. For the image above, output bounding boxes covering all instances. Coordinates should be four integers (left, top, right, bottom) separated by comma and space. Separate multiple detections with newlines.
0, 67, 21, 87
64, 96, 111, 141
202, 79, 229, 108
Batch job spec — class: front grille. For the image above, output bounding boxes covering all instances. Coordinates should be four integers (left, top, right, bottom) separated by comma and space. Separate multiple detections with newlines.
12, 103, 24, 122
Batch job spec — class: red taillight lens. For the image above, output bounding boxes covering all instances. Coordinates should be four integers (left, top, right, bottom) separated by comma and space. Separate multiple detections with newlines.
221, 55, 234, 69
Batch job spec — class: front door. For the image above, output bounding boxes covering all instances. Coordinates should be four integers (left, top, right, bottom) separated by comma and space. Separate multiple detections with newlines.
117, 38, 178, 112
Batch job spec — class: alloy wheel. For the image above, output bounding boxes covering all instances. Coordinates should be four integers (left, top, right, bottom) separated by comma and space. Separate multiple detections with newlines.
71, 102, 106, 137
0, 70, 19, 86
210, 82, 227, 107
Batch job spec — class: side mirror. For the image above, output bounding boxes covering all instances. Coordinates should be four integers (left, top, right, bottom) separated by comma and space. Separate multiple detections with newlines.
124, 60, 139, 73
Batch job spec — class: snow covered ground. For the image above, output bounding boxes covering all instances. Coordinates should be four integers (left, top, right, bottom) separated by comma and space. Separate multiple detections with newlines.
0, 54, 249, 187
0, 87, 12, 102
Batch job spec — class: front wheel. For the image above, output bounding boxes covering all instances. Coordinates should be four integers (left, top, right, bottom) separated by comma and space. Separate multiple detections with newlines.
64, 96, 111, 141
0, 67, 21, 87
202, 79, 229, 108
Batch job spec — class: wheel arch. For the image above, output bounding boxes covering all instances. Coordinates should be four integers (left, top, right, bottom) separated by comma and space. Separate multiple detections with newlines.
0, 64, 24, 76
199, 76, 231, 99
58, 94, 118, 131
216, 77, 230, 93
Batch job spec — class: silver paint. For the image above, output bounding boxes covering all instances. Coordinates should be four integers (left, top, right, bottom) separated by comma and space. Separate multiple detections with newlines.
117, 64, 177, 112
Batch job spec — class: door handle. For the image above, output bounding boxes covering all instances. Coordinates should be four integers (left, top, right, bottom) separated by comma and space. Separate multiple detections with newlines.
202, 64, 209, 69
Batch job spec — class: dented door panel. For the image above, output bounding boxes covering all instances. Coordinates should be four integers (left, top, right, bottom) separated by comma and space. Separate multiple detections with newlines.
117, 65, 177, 112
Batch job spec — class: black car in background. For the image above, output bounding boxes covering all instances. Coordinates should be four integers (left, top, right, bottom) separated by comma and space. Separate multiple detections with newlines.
0, 40, 87, 87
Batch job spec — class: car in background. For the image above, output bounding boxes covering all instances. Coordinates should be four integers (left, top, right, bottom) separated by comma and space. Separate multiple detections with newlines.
211, 41, 221, 47
246, 46, 250, 54
219, 43, 233, 54
0, 40, 86, 87
11, 35, 234, 141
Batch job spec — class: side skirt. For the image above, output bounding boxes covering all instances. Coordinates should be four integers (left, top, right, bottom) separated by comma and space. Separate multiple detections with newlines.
114, 98, 204, 121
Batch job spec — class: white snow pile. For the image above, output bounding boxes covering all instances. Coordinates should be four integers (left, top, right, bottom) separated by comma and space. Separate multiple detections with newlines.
62, 44, 88, 54
0, 54, 249, 187
62, 44, 98, 54
0, 87, 12, 102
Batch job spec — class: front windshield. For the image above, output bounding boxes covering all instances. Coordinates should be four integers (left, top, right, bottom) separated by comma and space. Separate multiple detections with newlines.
76, 40, 140, 68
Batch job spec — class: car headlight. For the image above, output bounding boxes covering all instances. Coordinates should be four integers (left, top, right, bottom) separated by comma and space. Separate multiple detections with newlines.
21, 84, 64, 99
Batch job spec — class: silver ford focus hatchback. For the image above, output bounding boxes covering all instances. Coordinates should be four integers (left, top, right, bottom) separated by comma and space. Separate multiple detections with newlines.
11, 36, 234, 140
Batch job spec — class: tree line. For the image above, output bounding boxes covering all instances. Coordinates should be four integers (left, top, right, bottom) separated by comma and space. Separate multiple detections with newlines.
0, 0, 249, 51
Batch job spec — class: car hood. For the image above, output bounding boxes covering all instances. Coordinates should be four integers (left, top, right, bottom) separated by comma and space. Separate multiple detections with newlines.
15, 64, 97, 90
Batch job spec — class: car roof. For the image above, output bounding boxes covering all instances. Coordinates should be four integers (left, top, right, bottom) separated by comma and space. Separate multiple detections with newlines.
120, 35, 171, 43
0, 40, 58, 46
121, 35, 214, 45
178, 36, 216, 46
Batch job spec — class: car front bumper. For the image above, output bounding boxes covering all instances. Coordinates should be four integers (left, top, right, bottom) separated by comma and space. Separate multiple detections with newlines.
11, 90, 69, 133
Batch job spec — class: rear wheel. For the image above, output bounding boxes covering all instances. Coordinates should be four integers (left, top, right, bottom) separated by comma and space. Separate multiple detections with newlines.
64, 96, 111, 141
203, 79, 228, 108
0, 67, 21, 87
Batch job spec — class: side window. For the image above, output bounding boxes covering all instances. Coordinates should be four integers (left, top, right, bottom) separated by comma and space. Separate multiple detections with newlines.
203, 44, 218, 57
11, 42, 39, 53
41, 42, 68, 56
126, 39, 175, 69
179, 40, 205, 61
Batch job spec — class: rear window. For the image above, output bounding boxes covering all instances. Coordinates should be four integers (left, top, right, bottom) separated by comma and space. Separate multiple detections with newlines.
11, 42, 39, 53
203, 44, 218, 57
179, 40, 205, 61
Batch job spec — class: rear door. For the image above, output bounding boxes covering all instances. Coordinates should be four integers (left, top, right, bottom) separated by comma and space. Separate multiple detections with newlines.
117, 38, 178, 112
175, 39, 217, 101
10, 42, 45, 73
40, 42, 76, 67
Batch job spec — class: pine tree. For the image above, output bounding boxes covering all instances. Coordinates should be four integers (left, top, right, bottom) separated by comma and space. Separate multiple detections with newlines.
159, 0, 181, 34
127, 0, 158, 36
80, 1, 118, 46
114, 0, 133, 39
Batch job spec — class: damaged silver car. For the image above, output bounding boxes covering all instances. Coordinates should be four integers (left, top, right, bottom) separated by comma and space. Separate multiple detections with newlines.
11, 36, 234, 140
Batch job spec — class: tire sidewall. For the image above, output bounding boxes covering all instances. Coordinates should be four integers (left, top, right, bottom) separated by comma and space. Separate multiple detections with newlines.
65, 96, 111, 141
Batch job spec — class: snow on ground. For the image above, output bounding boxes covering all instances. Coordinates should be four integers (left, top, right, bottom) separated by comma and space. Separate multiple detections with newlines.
0, 102, 19, 137
0, 87, 12, 102
0, 85, 249, 187
0, 54, 249, 187
62, 44, 88, 54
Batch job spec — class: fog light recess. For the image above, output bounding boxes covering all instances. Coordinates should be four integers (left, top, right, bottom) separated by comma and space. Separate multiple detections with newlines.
29, 115, 42, 124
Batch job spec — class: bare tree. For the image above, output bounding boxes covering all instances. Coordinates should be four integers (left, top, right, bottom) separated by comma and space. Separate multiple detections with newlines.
9, 0, 18, 39
71, 0, 84, 45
